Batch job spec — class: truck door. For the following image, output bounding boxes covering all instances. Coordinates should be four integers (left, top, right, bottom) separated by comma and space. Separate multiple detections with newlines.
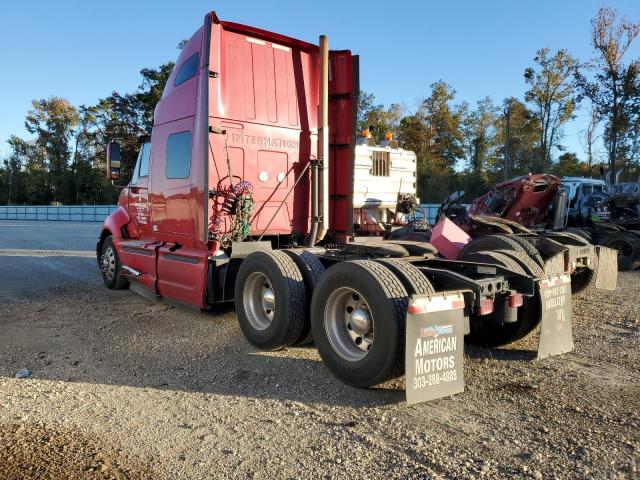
149, 120, 194, 238
150, 119, 208, 307
117, 142, 158, 292
128, 143, 152, 237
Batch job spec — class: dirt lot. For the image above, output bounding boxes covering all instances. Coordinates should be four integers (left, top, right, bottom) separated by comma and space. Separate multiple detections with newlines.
0, 221, 638, 479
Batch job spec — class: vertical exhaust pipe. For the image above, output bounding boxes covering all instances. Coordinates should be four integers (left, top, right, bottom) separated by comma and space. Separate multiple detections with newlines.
316, 34, 330, 243
615, 168, 624, 185
308, 35, 329, 246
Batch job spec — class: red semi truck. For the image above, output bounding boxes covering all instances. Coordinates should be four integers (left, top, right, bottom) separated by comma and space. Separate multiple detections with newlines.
98, 11, 577, 397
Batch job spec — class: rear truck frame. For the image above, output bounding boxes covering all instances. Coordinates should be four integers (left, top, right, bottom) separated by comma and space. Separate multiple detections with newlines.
434, 174, 621, 293
97, 12, 577, 403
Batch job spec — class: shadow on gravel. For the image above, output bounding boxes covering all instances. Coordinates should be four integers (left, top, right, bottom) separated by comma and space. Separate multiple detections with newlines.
0, 422, 154, 479
2, 307, 403, 408
464, 345, 537, 361
1, 351, 404, 408
1, 254, 407, 408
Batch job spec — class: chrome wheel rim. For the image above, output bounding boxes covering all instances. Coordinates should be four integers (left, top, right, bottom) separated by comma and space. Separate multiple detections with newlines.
324, 287, 374, 361
103, 247, 116, 280
243, 272, 275, 331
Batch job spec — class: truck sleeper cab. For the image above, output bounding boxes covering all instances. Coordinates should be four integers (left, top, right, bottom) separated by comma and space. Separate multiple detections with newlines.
99, 11, 574, 391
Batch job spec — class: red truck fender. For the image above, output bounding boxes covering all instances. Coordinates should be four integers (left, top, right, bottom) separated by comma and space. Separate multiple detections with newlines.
96, 206, 131, 262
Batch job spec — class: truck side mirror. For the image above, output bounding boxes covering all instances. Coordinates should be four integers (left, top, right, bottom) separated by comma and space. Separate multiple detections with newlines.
106, 141, 121, 181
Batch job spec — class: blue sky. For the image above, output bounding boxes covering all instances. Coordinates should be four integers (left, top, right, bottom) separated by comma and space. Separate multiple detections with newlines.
0, 1, 638, 162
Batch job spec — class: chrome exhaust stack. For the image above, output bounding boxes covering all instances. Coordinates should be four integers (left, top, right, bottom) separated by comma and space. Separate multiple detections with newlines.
316, 34, 330, 243
308, 34, 330, 246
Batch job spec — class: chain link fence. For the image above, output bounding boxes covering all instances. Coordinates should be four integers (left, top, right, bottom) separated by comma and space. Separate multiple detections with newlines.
0, 205, 118, 222
0, 204, 449, 224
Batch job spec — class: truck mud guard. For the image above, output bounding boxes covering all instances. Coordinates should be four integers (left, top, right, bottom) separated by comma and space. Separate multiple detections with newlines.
405, 292, 466, 404
537, 274, 574, 360
594, 246, 618, 290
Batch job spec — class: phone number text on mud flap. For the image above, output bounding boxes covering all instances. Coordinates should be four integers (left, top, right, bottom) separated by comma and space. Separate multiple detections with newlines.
542, 284, 568, 311
543, 283, 570, 326
412, 335, 458, 391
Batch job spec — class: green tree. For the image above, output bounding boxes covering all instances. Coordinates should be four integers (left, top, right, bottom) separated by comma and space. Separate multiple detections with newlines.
551, 152, 588, 177
134, 62, 175, 132
356, 91, 404, 142
497, 98, 541, 177
23, 97, 80, 203
79, 61, 174, 197
357, 91, 381, 133
7, 135, 49, 204
399, 81, 465, 201
462, 97, 501, 176
457, 97, 503, 197
0, 149, 26, 205
525, 48, 579, 172
576, 7, 640, 182
3, 55, 175, 206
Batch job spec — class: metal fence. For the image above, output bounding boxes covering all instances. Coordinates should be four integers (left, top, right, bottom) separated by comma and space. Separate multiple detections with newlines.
421, 204, 442, 224
0, 205, 118, 222
0, 203, 450, 225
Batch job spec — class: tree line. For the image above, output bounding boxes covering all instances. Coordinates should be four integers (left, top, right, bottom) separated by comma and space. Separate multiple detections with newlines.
359, 7, 639, 201
0, 61, 173, 206
0, 6, 638, 205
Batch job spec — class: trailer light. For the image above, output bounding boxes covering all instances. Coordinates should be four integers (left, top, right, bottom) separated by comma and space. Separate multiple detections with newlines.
408, 296, 466, 315
451, 299, 466, 309
408, 303, 426, 315
477, 299, 494, 316
508, 293, 524, 308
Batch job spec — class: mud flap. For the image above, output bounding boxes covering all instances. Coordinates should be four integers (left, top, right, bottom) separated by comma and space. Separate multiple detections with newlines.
537, 275, 574, 360
594, 246, 618, 290
405, 293, 466, 404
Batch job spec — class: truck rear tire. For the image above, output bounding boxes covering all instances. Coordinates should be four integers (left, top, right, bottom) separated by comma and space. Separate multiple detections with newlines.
461, 235, 543, 268
374, 258, 435, 295
100, 237, 130, 290
460, 250, 528, 275
507, 235, 545, 267
547, 231, 592, 247
599, 231, 640, 271
310, 260, 408, 388
235, 251, 307, 351
492, 249, 545, 278
564, 227, 592, 243
282, 248, 326, 345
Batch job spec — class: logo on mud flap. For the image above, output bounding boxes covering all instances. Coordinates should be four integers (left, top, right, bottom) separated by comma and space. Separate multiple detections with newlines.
406, 301, 465, 404
419, 324, 453, 338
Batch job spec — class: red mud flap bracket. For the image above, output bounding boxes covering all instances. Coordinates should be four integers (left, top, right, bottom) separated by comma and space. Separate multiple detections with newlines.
405, 292, 466, 404
537, 274, 574, 360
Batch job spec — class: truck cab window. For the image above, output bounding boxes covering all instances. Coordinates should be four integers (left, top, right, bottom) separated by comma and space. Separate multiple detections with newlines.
174, 53, 199, 87
130, 148, 142, 185
139, 143, 151, 178
130, 143, 151, 185
166, 131, 192, 179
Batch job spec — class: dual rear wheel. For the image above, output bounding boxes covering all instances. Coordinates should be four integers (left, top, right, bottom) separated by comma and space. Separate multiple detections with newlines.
235, 252, 434, 387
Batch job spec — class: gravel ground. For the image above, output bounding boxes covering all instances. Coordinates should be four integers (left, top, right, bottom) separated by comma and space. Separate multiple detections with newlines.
0, 221, 638, 479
